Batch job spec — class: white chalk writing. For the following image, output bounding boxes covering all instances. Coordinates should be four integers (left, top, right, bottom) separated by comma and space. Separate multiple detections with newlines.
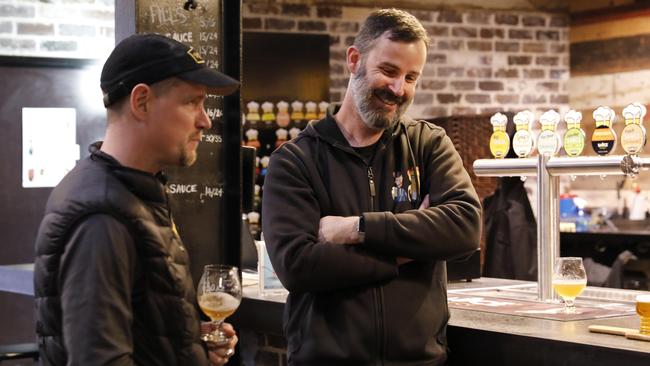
168, 184, 198, 194
164, 32, 193, 43
202, 134, 222, 143
148, 5, 189, 26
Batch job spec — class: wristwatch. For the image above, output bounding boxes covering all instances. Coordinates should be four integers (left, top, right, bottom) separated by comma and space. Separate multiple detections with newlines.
356, 215, 365, 243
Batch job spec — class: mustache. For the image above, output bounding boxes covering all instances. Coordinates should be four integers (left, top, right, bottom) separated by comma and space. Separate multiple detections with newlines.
373, 88, 404, 105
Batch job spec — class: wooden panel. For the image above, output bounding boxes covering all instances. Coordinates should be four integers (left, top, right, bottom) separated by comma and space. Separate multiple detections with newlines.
571, 34, 650, 76
571, 15, 650, 43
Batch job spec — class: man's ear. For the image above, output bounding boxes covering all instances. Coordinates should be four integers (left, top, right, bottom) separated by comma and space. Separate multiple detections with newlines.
129, 83, 151, 120
347, 46, 361, 74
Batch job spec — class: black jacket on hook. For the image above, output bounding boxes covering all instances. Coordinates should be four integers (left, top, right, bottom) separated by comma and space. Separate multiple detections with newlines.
483, 177, 538, 280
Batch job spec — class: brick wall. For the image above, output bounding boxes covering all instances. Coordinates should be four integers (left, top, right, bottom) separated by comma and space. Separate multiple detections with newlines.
0, 0, 114, 58
242, 1, 570, 120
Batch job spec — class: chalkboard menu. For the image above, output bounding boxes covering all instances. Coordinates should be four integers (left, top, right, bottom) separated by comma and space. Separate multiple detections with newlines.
131, 0, 239, 284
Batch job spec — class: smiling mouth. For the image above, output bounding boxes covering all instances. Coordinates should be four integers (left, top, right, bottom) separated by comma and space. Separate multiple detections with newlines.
373, 89, 402, 108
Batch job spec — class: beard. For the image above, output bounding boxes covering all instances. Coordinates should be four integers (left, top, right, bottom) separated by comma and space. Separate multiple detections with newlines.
178, 135, 200, 166
351, 61, 413, 130
179, 148, 197, 166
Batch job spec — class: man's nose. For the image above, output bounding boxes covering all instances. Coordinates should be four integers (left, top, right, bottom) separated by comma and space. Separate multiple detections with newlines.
198, 108, 212, 130
388, 77, 405, 97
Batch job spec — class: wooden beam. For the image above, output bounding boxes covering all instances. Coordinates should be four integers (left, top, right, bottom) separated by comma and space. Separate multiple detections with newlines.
571, 34, 650, 76
571, 3, 650, 26
571, 15, 650, 43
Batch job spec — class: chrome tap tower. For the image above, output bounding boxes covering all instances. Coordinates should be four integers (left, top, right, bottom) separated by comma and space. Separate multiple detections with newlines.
473, 154, 649, 301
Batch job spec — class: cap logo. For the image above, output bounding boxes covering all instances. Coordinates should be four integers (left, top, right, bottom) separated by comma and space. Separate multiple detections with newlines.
187, 47, 204, 64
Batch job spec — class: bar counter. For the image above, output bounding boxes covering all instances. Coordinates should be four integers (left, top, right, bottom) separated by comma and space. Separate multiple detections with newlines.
2, 265, 648, 364
232, 277, 650, 366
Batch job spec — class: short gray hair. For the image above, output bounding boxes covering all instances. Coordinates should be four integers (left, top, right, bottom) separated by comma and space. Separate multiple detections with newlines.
353, 8, 429, 55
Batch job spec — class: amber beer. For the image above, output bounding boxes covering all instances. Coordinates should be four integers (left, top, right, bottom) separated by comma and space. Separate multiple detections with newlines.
198, 292, 241, 321
636, 294, 650, 335
552, 279, 587, 300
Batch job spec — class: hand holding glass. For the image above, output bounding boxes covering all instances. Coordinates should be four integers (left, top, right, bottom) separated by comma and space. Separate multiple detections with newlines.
197, 264, 242, 345
552, 257, 587, 313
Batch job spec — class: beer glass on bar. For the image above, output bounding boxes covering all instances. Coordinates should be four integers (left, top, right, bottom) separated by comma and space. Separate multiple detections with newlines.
552, 257, 587, 313
197, 264, 242, 345
636, 294, 650, 335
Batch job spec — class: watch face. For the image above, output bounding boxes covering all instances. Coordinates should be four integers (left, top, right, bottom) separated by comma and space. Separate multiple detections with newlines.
621, 124, 646, 154
591, 126, 617, 155
512, 130, 534, 158
537, 130, 559, 156
563, 128, 585, 157
489, 130, 510, 158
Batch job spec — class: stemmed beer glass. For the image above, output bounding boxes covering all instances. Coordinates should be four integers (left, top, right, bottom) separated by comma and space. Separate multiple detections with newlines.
197, 264, 242, 345
552, 257, 587, 313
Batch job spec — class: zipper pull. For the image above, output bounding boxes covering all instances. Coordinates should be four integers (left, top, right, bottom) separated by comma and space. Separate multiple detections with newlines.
368, 167, 376, 197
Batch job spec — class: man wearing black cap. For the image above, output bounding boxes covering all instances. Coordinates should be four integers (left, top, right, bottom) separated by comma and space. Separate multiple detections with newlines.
33, 33, 239, 366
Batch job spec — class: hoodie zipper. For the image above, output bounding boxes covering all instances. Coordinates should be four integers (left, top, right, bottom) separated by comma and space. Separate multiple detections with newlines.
367, 166, 376, 212
367, 165, 384, 365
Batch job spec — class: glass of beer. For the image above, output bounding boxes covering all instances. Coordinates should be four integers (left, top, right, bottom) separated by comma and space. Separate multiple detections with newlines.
197, 264, 242, 345
637, 294, 650, 335
552, 257, 587, 313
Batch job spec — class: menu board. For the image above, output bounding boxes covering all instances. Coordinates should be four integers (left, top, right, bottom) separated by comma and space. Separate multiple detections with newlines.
136, 0, 229, 283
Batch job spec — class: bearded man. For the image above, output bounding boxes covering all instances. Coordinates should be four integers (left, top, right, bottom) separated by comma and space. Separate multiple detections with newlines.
262, 8, 481, 366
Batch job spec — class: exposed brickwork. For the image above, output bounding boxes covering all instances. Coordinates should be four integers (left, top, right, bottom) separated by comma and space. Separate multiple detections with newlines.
466, 67, 492, 78
281, 4, 311, 17
480, 28, 504, 39
17, 22, 54, 36
465, 11, 491, 25
241, 2, 570, 127
0, 1, 571, 119
243, 17, 263, 30
438, 10, 463, 23
420, 79, 447, 90
0, 1, 113, 58
427, 53, 447, 63
59, 24, 96, 37
522, 15, 546, 27
495, 68, 518, 78
265, 18, 296, 31
509, 55, 532, 65
451, 81, 476, 91
523, 42, 547, 53
479, 81, 504, 91
425, 25, 449, 37
298, 20, 327, 32
467, 40, 492, 51
0, 22, 11, 34
0, 4, 36, 18
495, 13, 518, 25
317, 5, 342, 18
524, 69, 546, 78
509, 29, 533, 40
414, 93, 434, 105
466, 94, 491, 103
452, 26, 477, 38
496, 41, 519, 52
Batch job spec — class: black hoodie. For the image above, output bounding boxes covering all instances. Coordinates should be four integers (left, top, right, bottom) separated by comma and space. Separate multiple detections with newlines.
262, 110, 481, 366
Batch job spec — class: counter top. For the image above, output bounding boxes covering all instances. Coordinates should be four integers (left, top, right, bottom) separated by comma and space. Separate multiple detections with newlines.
234, 277, 650, 365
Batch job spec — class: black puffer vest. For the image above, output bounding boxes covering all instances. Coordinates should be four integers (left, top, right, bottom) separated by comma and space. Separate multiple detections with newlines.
34, 148, 207, 366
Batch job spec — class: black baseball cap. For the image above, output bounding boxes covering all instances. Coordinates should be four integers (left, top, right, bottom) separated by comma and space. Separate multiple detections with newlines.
100, 33, 240, 107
